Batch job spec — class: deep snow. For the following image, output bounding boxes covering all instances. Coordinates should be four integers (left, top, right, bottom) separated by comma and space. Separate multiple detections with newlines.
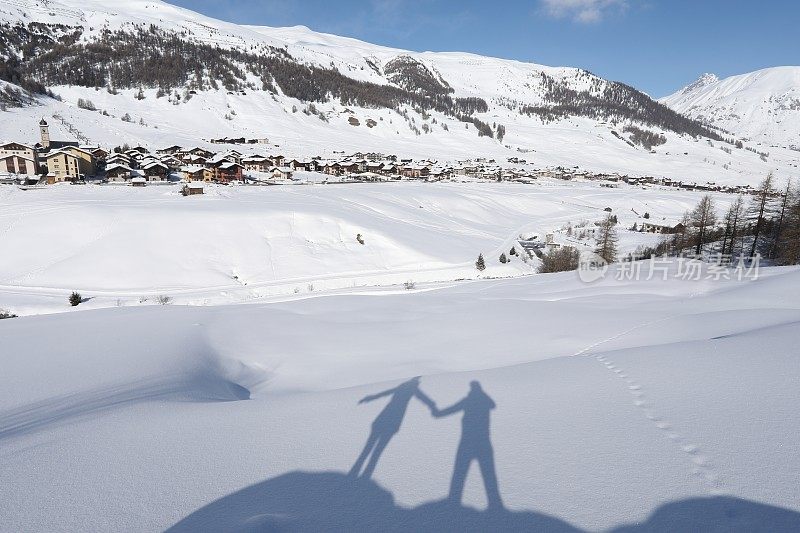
1, 264, 799, 531
0, 180, 735, 315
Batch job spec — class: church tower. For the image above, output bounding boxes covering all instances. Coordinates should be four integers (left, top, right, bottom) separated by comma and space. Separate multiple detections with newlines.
39, 118, 50, 150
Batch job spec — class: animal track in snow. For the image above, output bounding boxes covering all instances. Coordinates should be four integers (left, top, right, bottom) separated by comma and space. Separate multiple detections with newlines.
591, 352, 725, 495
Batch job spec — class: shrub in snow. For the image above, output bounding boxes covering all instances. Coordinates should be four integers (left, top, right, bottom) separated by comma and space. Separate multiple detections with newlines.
476, 253, 486, 271
0, 309, 18, 319
69, 291, 82, 307
77, 98, 96, 111
404, 281, 416, 290
537, 247, 580, 274
156, 295, 172, 305
356, 233, 365, 245
121, 113, 132, 122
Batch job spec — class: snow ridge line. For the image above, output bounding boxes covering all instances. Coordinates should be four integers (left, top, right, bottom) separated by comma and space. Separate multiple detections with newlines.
573, 315, 728, 495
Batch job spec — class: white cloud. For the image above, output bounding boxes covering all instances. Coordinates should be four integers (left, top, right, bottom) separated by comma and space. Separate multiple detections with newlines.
540, 0, 628, 23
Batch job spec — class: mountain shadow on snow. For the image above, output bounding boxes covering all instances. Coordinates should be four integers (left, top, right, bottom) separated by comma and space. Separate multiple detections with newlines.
167, 471, 800, 532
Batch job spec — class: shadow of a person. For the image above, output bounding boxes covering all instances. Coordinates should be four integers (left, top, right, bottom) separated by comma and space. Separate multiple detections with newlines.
434, 380, 503, 510
349, 376, 436, 479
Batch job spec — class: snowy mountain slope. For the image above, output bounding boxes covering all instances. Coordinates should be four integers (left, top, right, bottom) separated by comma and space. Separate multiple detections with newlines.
0, 181, 732, 316
661, 67, 800, 148
2, 0, 794, 184
2, 264, 799, 531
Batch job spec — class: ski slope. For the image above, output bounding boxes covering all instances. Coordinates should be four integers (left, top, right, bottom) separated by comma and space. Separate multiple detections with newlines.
1, 262, 799, 531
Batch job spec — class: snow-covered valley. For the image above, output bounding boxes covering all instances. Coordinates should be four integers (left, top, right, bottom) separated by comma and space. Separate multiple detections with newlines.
1, 1, 800, 531
0, 180, 728, 315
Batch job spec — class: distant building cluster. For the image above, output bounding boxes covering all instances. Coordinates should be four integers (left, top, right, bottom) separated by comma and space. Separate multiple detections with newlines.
0, 120, 755, 195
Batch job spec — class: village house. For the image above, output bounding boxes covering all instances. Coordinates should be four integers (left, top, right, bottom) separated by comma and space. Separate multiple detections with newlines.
214, 161, 244, 183
242, 156, 271, 172
105, 163, 133, 182
181, 182, 205, 195
141, 161, 170, 181
270, 166, 294, 180
0, 154, 38, 176
157, 145, 183, 155
45, 146, 97, 182
400, 164, 430, 179
0, 142, 39, 167
179, 165, 207, 182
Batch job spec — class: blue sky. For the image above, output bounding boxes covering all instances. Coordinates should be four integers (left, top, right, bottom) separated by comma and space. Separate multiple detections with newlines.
171, 0, 799, 98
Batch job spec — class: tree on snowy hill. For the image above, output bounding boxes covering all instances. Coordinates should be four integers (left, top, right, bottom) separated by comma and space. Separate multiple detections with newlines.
476, 254, 486, 271
595, 214, 618, 264
499, 253, 508, 264
689, 195, 718, 256
537, 246, 580, 273
721, 195, 746, 257
748, 172, 776, 257
767, 180, 793, 261
776, 188, 800, 265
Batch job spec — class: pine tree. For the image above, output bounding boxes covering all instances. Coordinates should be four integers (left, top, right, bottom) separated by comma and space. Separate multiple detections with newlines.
595, 214, 618, 263
69, 292, 82, 306
499, 253, 508, 264
509, 246, 517, 256
476, 253, 486, 271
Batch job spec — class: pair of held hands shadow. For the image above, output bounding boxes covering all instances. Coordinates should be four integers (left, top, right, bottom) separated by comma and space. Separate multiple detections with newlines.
351, 378, 502, 509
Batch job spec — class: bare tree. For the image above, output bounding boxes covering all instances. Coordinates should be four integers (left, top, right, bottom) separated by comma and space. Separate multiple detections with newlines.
538, 246, 580, 273
689, 195, 718, 256
721, 195, 745, 258
749, 172, 775, 257
769, 179, 793, 260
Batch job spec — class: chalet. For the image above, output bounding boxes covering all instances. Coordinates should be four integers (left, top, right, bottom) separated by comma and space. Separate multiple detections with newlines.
105, 163, 133, 182
157, 145, 183, 155
178, 153, 208, 165
141, 161, 169, 181
270, 166, 294, 180
323, 162, 341, 176
0, 154, 38, 176
365, 162, 383, 173
400, 164, 430, 179
242, 156, 271, 172
269, 154, 286, 167
106, 152, 132, 165
215, 162, 244, 183
179, 165, 208, 182
186, 147, 214, 158
81, 146, 108, 162
182, 182, 204, 195
338, 162, 361, 174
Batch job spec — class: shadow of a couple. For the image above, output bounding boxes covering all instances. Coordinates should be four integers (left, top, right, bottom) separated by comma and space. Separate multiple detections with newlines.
349, 377, 502, 510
